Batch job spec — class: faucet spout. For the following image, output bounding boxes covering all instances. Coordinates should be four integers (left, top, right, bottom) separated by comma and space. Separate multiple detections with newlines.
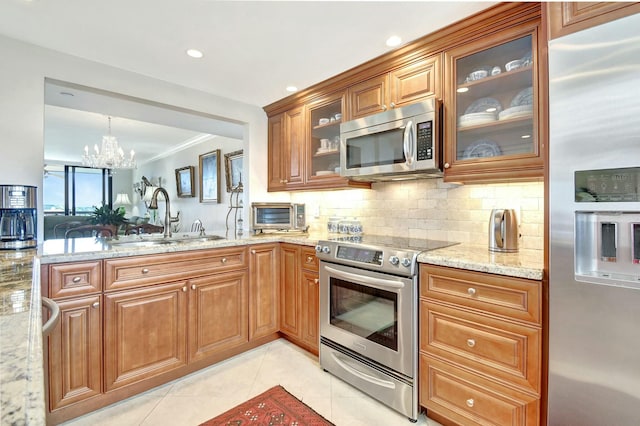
148, 187, 178, 238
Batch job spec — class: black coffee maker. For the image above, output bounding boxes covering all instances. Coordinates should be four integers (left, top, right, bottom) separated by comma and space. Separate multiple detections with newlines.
0, 185, 37, 250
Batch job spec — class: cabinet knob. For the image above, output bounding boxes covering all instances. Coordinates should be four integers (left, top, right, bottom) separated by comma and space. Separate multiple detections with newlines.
390, 102, 396, 108
467, 338, 476, 348
444, 162, 450, 169
381, 104, 387, 111
314, 278, 319, 284
191, 284, 196, 290
92, 302, 99, 308
72, 276, 82, 283
280, 179, 288, 184
141, 268, 150, 274
467, 287, 476, 296
221, 257, 227, 264
251, 250, 256, 255
307, 256, 314, 263
466, 398, 474, 408
182, 286, 187, 292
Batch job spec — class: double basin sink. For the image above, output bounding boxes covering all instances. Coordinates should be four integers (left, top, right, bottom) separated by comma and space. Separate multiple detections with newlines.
108, 233, 226, 248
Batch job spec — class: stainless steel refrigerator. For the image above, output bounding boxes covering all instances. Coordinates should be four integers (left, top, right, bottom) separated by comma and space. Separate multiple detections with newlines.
548, 12, 640, 426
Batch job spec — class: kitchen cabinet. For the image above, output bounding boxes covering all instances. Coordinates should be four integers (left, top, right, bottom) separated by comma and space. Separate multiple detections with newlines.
546, 2, 640, 39
249, 243, 280, 340
279, 244, 319, 353
443, 21, 544, 183
104, 280, 188, 391
419, 264, 542, 426
348, 56, 442, 119
268, 107, 305, 191
44, 261, 103, 412
188, 270, 248, 362
267, 93, 370, 192
43, 246, 263, 424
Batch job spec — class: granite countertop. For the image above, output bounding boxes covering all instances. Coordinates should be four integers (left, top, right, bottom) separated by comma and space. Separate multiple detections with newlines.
418, 243, 544, 280
0, 249, 45, 426
1, 232, 543, 426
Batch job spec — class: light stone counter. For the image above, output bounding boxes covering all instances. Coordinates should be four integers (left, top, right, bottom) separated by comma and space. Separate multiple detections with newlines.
0, 250, 45, 426
2, 232, 542, 426
417, 242, 544, 280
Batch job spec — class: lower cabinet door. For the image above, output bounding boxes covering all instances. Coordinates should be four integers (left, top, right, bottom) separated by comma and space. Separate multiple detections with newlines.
420, 355, 539, 426
48, 295, 102, 410
301, 270, 319, 351
249, 244, 280, 341
188, 270, 249, 362
104, 281, 188, 391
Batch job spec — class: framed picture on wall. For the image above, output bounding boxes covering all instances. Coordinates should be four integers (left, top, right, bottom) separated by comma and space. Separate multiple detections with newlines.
175, 166, 195, 197
199, 149, 220, 203
224, 150, 243, 192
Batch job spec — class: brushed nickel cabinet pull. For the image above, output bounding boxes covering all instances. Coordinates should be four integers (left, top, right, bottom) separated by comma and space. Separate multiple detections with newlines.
467, 338, 476, 348
314, 278, 319, 284
221, 258, 227, 263
251, 250, 256, 255
182, 286, 187, 292
191, 284, 196, 290
444, 162, 450, 169
72, 276, 82, 283
466, 398, 474, 408
92, 302, 100, 308
141, 268, 150, 274
467, 287, 476, 296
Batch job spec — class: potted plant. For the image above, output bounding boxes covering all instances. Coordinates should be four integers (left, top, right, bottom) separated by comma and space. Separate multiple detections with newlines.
89, 204, 128, 237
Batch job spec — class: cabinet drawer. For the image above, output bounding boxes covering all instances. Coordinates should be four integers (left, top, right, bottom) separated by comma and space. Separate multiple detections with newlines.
420, 301, 540, 393
49, 261, 102, 298
420, 265, 541, 324
420, 355, 540, 426
105, 247, 248, 291
300, 246, 318, 271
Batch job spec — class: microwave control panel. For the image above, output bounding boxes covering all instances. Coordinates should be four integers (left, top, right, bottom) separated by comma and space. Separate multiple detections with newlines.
416, 121, 433, 161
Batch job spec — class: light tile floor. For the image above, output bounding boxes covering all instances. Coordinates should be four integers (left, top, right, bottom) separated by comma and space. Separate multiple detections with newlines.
62, 339, 443, 426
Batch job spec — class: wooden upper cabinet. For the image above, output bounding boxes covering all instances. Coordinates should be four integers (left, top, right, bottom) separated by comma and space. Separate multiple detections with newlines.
443, 20, 545, 183
348, 74, 388, 119
389, 55, 442, 108
349, 55, 441, 120
267, 107, 305, 191
546, 2, 640, 39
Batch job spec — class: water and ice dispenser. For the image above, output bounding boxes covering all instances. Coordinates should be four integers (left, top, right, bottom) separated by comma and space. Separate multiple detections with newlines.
574, 167, 640, 290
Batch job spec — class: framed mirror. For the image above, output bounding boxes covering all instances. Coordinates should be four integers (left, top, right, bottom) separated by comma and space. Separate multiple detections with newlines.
175, 166, 195, 197
199, 149, 220, 203
224, 149, 243, 192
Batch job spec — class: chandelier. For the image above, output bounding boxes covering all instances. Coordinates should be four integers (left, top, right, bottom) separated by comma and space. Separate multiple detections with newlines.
82, 116, 137, 169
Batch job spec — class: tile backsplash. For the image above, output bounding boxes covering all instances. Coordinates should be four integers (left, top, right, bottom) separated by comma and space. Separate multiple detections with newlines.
291, 179, 544, 251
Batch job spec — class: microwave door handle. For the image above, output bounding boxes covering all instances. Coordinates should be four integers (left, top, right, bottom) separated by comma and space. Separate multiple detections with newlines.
403, 120, 415, 165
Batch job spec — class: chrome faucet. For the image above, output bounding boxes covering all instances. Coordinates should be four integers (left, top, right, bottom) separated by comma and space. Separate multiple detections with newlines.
148, 187, 179, 238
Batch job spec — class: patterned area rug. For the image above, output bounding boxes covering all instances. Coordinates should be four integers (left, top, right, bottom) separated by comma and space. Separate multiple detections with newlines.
199, 385, 334, 425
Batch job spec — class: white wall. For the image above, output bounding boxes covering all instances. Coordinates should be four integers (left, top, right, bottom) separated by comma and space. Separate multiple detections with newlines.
133, 136, 243, 233
0, 34, 269, 241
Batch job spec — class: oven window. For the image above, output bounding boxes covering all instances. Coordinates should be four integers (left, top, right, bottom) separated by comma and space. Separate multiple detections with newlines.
345, 128, 406, 169
329, 277, 398, 351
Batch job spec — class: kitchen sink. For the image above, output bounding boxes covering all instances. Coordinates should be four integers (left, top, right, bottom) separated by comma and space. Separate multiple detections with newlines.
109, 233, 226, 249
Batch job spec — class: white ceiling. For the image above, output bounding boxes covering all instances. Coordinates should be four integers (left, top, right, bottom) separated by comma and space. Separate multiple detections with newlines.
0, 0, 496, 163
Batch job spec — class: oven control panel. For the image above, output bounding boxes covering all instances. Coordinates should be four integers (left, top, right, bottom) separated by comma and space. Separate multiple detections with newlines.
335, 245, 383, 265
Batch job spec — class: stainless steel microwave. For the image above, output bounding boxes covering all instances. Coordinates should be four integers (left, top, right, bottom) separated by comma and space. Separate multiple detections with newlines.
340, 99, 442, 181
251, 202, 307, 233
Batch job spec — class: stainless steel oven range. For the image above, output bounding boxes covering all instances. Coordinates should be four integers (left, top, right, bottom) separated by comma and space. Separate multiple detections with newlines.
315, 235, 456, 422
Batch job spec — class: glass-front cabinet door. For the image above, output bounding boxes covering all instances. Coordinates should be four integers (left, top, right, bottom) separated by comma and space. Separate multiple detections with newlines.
306, 92, 347, 187
444, 23, 544, 183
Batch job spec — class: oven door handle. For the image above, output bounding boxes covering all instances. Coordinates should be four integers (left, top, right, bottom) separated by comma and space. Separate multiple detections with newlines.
324, 265, 405, 289
330, 351, 396, 389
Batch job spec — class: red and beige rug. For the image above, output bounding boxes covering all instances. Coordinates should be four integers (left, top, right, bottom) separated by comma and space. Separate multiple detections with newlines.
199, 385, 334, 425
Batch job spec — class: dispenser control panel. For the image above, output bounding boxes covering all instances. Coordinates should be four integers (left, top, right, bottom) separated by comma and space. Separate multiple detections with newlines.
575, 167, 640, 202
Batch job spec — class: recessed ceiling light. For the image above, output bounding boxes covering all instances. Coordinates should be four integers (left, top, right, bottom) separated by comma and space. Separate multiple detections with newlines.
386, 35, 402, 47
286, 86, 298, 92
186, 49, 204, 59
